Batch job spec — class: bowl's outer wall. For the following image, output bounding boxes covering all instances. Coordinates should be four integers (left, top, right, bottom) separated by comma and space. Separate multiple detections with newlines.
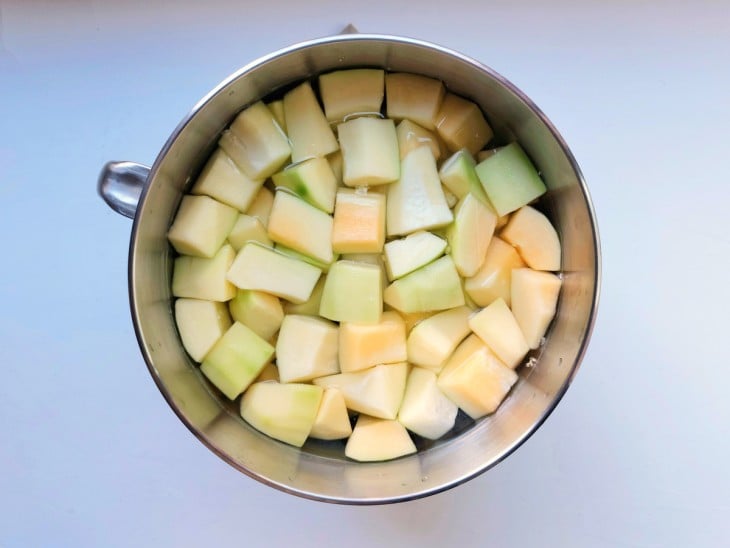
128, 35, 599, 504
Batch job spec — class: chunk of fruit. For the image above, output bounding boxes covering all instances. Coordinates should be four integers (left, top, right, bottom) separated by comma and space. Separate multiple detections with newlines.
434, 93, 493, 155
511, 268, 562, 349
228, 289, 283, 341
383, 230, 447, 281
474, 143, 546, 216
331, 189, 386, 254
167, 195, 238, 258
438, 148, 492, 207
437, 334, 517, 419
174, 299, 231, 362
383, 255, 464, 313
385, 73, 444, 130
386, 146, 453, 237
191, 148, 265, 213
406, 306, 472, 372
240, 382, 323, 447
227, 242, 321, 304
218, 101, 291, 180
468, 298, 529, 369
283, 81, 339, 162
313, 362, 408, 420
446, 192, 498, 277
227, 214, 272, 251
339, 117, 400, 186
172, 243, 237, 302
246, 186, 274, 228
319, 260, 382, 323
266, 100, 286, 132
398, 367, 458, 439
276, 314, 339, 383
396, 119, 440, 160
339, 311, 407, 373
271, 157, 337, 213
500, 205, 561, 271
255, 362, 279, 383
345, 415, 416, 462
283, 276, 326, 316
319, 68, 385, 122
267, 191, 334, 264
309, 387, 352, 440
464, 235, 525, 307
200, 322, 275, 400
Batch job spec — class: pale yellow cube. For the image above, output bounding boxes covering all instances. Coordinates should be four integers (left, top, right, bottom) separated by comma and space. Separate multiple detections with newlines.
227, 214, 272, 251
339, 311, 407, 372
246, 186, 274, 228
406, 306, 472, 372
437, 334, 517, 419
228, 289, 284, 341
434, 93, 494, 155
464, 236, 525, 307
174, 299, 232, 363
385, 73, 445, 130
267, 191, 334, 264
172, 244, 237, 302
345, 415, 416, 462
396, 119, 441, 160
332, 189, 386, 254
309, 388, 352, 440
167, 195, 238, 258
511, 268, 562, 349
276, 315, 339, 383
191, 148, 265, 212
500, 205, 562, 271
468, 298, 530, 369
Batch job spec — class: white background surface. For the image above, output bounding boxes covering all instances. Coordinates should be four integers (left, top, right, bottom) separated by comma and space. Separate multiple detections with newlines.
2, 1, 729, 546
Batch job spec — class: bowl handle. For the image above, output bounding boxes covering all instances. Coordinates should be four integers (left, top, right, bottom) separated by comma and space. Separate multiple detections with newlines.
97, 161, 150, 219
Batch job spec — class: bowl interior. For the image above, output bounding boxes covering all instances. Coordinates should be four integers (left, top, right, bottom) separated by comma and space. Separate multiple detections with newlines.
128, 34, 599, 504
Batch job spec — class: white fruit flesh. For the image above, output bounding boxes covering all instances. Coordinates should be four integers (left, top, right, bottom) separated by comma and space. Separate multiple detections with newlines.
474, 143, 546, 216
283, 81, 339, 162
266, 100, 286, 132
240, 382, 323, 447
245, 186, 274, 228
227, 214, 272, 251
167, 195, 238, 258
276, 314, 339, 383
437, 334, 517, 419
174, 299, 231, 362
464, 235, 525, 307
385, 73, 444, 130
228, 289, 284, 341
500, 205, 561, 271
319, 260, 382, 324
172, 243, 237, 302
383, 255, 464, 313
438, 149, 492, 208
331, 189, 386, 254
266, 191, 334, 264
227, 242, 321, 304
313, 362, 408, 420
447, 192, 498, 277
468, 297, 530, 369
218, 101, 291, 180
339, 311, 407, 372
283, 276, 326, 316
328, 150, 343, 186
434, 93, 493, 155
191, 148, 264, 213
200, 322, 275, 400
345, 415, 416, 462
309, 388, 352, 440
406, 306, 472, 372
386, 146, 453, 237
396, 119, 440, 160
383, 230, 447, 281
339, 117, 400, 186
319, 69, 385, 122
511, 268, 562, 349
271, 156, 337, 213
398, 367, 458, 439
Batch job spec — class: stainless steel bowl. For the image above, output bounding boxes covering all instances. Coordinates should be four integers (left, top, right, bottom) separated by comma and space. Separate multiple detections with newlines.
98, 33, 600, 504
